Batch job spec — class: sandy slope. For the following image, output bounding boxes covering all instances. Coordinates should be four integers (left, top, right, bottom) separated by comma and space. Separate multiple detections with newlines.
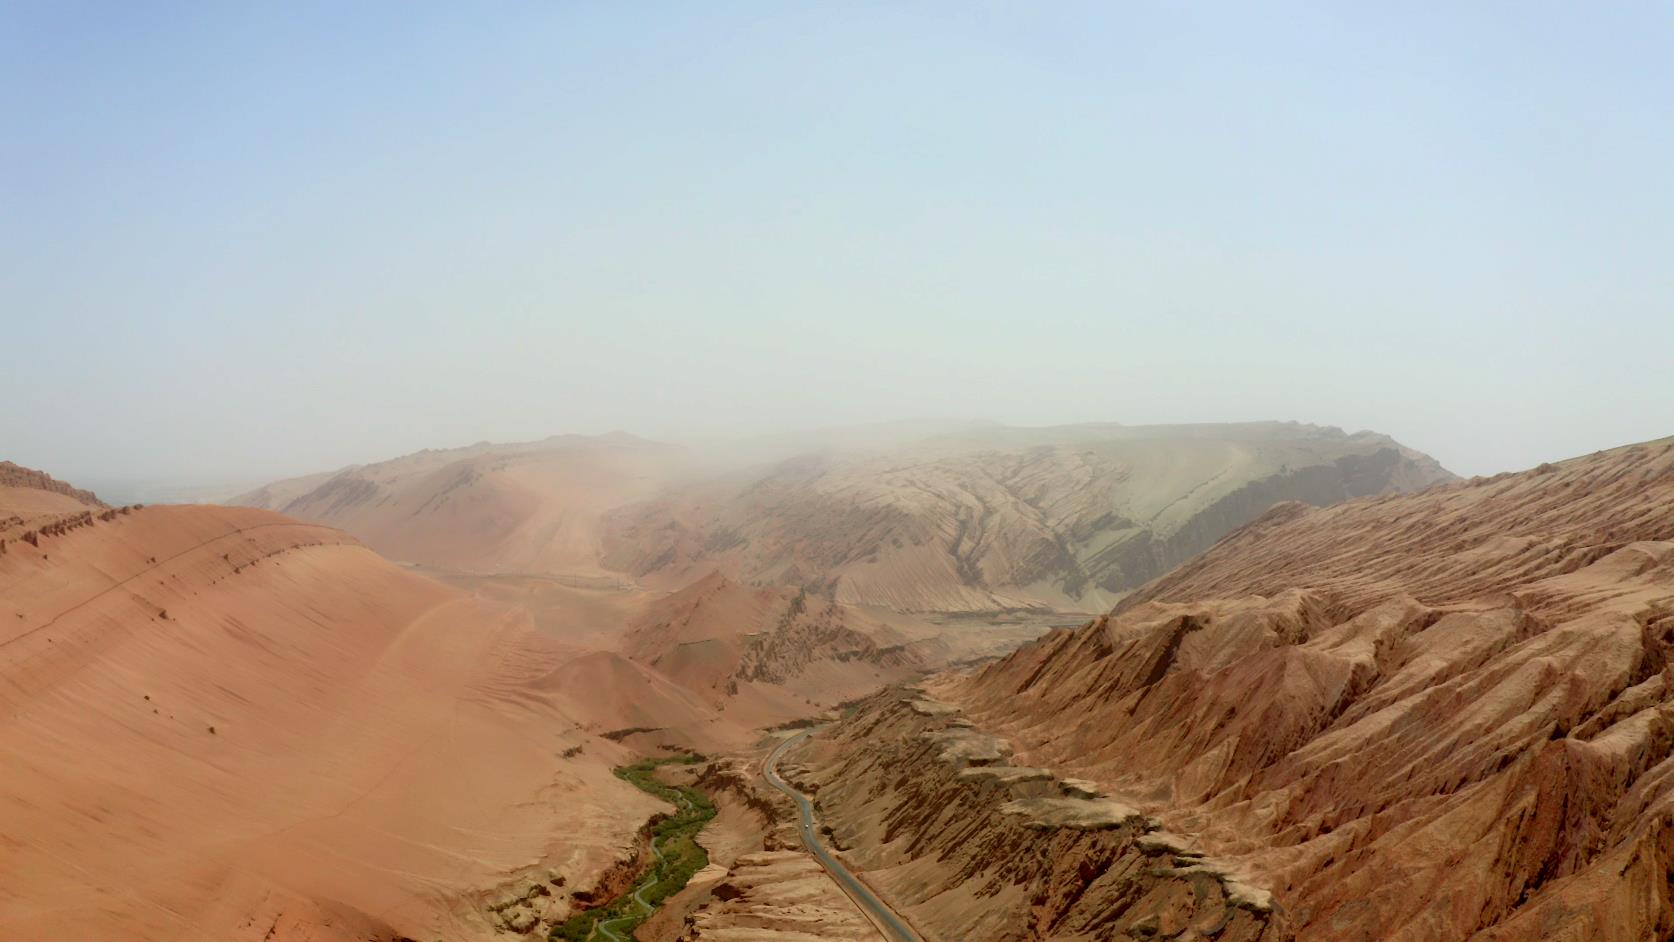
605, 422, 1454, 613
413, 569, 965, 756
234, 432, 693, 578
0, 484, 99, 517
0, 492, 662, 941
843, 436, 1674, 940
0, 450, 1055, 941
0, 461, 105, 510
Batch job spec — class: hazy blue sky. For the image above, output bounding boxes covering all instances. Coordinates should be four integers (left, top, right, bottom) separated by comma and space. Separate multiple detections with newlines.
4, 2, 1671, 486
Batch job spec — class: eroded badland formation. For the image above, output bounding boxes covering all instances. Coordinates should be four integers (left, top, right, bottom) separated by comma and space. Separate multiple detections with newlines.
10, 422, 1674, 941
240, 422, 1451, 612
790, 437, 1674, 940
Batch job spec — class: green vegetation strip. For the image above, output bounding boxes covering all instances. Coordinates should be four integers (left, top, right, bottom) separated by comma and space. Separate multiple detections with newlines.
551, 754, 716, 942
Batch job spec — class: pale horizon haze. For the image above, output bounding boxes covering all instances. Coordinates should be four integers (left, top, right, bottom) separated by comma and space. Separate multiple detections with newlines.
4, 3, 1672, 489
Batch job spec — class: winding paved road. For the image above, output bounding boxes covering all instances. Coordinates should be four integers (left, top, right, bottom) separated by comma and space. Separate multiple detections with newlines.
762, 730, 925, 942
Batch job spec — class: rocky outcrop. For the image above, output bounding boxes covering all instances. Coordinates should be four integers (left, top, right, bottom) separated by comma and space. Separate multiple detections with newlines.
605, 422, 1453, 613
677, 851, 885, 941
927, 437, 1674, 940
0, 461, 104, 507
732, 591, 920, 687
795, 689, 1291, 941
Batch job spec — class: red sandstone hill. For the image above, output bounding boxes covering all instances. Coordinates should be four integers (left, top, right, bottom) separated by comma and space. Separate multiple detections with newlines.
0, 475, 664, 941
904, 437, 1674, 940
0, 460, 105, 512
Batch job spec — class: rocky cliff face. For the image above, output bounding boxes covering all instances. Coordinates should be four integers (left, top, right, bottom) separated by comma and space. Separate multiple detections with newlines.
914, 437, 1674, 940
0, 460, 104, 507
605, 423, 1454, 613
793, 689, 1290, 941
731, 590, 921, 687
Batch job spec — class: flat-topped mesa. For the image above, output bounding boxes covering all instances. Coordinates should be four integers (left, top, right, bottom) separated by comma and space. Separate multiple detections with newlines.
956, 765, 1055, 787
907, 697, 958, 716
921, 727, 1010, 766
999, 796, 1145, 830
1136, 830, 1203, 858
1060, 778, 1103, 799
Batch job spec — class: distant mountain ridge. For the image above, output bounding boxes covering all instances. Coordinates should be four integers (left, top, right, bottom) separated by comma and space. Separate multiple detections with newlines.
605, 421, 1456, 612
233, 421, 1455, 613
232, 432, 694, 577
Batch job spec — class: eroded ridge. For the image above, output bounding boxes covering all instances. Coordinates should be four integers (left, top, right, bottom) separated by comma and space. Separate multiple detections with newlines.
944, 439, 1674, 940
789, 688, 1290, 941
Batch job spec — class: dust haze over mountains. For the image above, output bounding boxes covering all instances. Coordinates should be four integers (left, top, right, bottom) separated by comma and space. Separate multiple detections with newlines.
5, 6, 1674, 489
6, 4, 1674, 942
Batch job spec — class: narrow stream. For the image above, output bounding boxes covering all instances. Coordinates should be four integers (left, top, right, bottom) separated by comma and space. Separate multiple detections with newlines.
550, 755, 716, 942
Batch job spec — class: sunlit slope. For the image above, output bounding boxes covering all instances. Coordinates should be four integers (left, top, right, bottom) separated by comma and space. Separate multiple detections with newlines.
0, 460, 105, 516
939, 436, 1674, 940
0, 491, 658, 941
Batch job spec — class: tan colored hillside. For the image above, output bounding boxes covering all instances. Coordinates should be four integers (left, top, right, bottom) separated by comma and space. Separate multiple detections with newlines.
235, 422, 1452, 616
0, 477, 665, 941
234, 432, 694, 578
606, 422, 1454, 613
790, 436, 1674, 940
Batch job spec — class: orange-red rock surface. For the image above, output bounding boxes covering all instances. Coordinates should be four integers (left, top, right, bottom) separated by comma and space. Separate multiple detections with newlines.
904, 437, 1674, 940
0, 460, 105, 509
0, 483, 663, 941
798, 689, 1290, 941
